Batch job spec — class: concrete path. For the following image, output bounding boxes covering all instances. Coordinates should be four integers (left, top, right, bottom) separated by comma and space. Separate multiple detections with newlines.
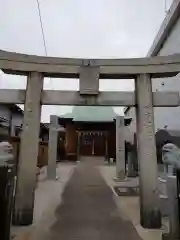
46, 157, 142, 240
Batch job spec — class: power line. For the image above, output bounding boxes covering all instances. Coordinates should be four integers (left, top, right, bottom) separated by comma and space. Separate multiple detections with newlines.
36, 0, 48, 56
164, 0, 167, 13
36, 0, 53, 89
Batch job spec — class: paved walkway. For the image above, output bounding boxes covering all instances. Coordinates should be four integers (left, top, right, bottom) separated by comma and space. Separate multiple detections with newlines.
46, 157, 142, 240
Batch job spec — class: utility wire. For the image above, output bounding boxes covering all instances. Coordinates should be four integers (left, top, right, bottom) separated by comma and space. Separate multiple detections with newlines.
36, 0, 48, 56
36, 0, 53, 89
164, 0, 168, 14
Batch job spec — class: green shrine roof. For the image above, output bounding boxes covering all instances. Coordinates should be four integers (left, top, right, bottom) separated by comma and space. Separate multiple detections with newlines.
61, 106, 118, 122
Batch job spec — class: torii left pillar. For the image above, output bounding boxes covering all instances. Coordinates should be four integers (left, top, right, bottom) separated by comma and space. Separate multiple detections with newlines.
47, 115, 59, 180
13, 72, 43, 225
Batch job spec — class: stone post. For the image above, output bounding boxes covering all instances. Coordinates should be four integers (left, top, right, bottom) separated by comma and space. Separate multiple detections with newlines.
47, 115, 59, 180
13, 72, 43, 225
115, 116, 125, 180
77, 132, 80, 160
105, 133, 108, 161
135, 74, 161, 228
127, 149, 137, 177
166, 175, 179, 239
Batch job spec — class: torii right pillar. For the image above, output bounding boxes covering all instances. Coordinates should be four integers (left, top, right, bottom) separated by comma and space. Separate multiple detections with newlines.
135, 74, 161, 229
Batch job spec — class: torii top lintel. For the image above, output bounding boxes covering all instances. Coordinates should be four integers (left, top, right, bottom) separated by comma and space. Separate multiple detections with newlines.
0, 49, 180, 79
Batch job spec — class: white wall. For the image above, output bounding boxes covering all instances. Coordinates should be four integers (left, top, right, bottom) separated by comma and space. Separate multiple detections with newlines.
125, 15, 180, 134
152, 15, 180, 130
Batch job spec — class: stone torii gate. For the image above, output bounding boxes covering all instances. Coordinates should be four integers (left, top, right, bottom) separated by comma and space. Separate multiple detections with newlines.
1, 50, 180, 228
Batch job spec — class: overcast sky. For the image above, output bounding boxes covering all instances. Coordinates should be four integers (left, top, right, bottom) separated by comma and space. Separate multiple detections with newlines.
0, 0, 173, 122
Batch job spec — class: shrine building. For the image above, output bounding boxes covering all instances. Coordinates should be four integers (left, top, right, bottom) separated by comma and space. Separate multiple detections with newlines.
58, 106, 131, 161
